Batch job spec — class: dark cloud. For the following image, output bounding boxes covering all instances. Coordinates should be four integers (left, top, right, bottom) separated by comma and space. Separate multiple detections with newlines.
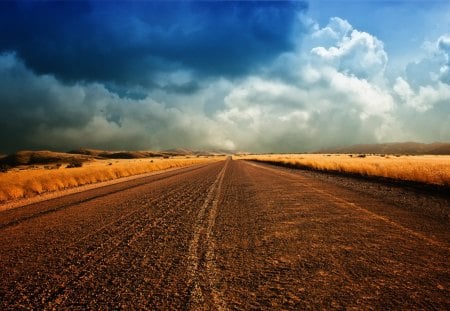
0, 53, 230, 153
161, 81, 201, 95
0, 1, 307, 88
0, 53, 100, 152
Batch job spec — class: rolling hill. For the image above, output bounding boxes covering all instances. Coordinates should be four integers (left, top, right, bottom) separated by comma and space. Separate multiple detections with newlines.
317, 142, 450, 155
0, 148, 226, 168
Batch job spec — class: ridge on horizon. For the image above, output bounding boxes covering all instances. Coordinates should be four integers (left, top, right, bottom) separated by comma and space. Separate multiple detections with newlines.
316, 142, 450, 155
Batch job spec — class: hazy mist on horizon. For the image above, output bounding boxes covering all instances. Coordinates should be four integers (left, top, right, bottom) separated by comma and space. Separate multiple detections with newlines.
0, 0, 449, 153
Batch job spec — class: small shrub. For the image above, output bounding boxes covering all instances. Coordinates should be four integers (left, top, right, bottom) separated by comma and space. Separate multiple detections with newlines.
66, 159, 83, 168
0, 164, 10, 173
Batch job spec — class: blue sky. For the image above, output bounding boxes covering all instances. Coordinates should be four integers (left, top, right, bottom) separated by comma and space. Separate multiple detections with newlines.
308, 0, 450, 72
0, 0, 449, 152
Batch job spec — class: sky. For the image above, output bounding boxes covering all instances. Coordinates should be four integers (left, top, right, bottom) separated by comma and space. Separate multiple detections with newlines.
0, 0, 449, 153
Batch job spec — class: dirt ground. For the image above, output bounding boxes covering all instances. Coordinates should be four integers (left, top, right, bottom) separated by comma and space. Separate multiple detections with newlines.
0, 159, 449, 309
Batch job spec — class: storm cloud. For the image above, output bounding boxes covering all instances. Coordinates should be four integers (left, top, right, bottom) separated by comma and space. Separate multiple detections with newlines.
0, 0, 306, 87
0, 1, 449, 153
0, 52, 232, 152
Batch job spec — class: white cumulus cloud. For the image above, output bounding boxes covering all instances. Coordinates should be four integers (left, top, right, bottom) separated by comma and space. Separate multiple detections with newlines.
308, 17, 388, 81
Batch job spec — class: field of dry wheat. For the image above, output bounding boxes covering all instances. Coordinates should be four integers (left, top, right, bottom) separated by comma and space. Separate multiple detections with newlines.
0, 157, 223, 202
238, 154, 450, 186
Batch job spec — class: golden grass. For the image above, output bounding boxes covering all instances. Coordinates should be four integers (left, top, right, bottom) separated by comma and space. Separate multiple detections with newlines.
0, 157, 223, 202
237, 154, 450, 186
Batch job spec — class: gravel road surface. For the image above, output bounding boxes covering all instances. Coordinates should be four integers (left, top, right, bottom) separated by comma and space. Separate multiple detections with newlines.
1, 159, 449, 309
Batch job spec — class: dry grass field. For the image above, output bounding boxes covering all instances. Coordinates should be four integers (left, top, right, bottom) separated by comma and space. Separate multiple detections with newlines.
237, 154, 450, 187
0, 157, 223, 202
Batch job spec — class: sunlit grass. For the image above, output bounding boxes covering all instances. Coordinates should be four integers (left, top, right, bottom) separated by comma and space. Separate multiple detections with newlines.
237, 154, 450, 186
0, 157, 223, 202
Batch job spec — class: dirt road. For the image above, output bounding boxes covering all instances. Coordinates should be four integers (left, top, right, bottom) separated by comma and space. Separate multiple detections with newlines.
1, 159, 449, 309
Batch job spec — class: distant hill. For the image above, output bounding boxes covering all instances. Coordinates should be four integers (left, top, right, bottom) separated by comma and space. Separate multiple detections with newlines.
317, 142, 450, 155
162, 148, 232, 156
0, 148, 226, 168
0, 150, 92, 166
68, 148, 164, 159
69, 148, 229, 158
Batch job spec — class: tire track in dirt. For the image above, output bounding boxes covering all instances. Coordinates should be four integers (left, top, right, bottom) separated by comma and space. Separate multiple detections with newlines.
212, 160, 449, 309
2, 159, 449, 309
204, 167, 228, 311
247, 161, 450, 251
45, 182, 202, 308
0, 163, 209, 230
53, 160, 226, 309
42, 184, 187, 307
62, 181, 184, 250
186, 158, 229, 311
55, 163, 225, 308
0, 161, 225, 309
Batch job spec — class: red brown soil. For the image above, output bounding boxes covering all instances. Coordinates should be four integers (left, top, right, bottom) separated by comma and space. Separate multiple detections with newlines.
0, 159, 449, 309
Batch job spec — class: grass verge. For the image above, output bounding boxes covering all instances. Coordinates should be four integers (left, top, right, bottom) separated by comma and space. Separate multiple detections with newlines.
237, 154, 450, 187
0, 157, 223, 202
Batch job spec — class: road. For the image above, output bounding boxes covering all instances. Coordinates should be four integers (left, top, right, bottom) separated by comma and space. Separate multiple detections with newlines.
1, 158, 449, 309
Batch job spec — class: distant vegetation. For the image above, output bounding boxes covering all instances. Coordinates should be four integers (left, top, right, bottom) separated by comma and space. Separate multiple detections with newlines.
0, 148, 227, 203
317, 142, 450, 155
0, 151, 91, 168
0, 148, 226, 170
66, 159, 84, 168
68, 149, 165, 159
0, 157, 224, 203
240, 154, 450, 187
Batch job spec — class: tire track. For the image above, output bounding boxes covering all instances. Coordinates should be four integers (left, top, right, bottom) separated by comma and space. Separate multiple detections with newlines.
247, 161, 450, 252
213, 160, 450, 309
41, 187, 186, 306
43, 170, 218, 308
1, 159, 449, 309
51, 161, 225, 309
0, 163, 210, 230
204, 161, 228, 311
0, 162, 224, 308
186, 159, 229, 311
63, 181, 182, 249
